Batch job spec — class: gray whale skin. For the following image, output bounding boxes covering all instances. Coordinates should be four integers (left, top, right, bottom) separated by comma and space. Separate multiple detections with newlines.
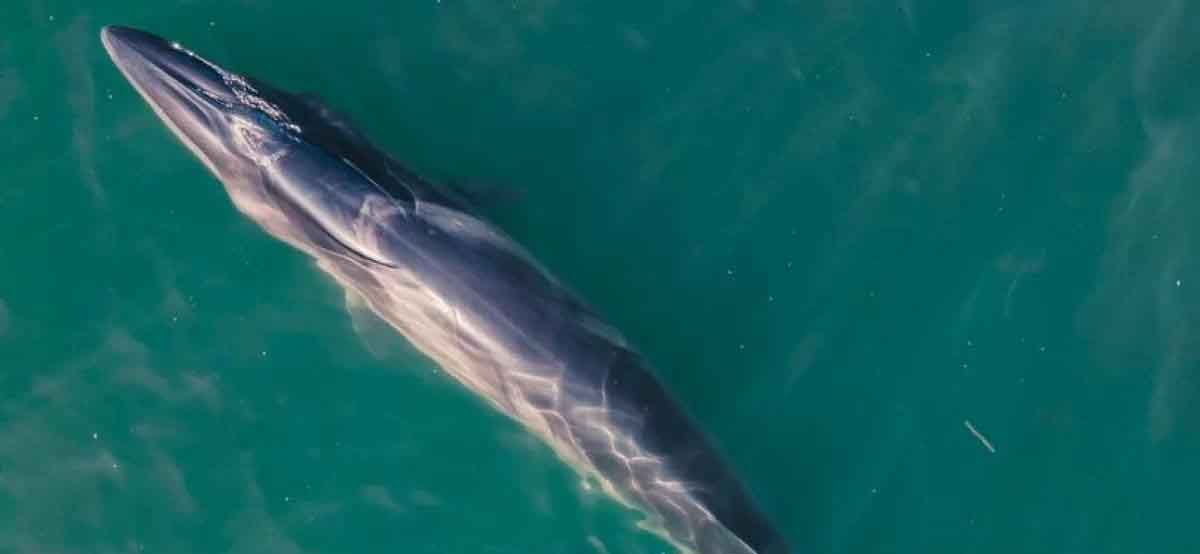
101, 25, 788, 554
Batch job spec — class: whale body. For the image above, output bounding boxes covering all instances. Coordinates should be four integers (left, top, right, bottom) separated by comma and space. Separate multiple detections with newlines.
101, 25, 787, 554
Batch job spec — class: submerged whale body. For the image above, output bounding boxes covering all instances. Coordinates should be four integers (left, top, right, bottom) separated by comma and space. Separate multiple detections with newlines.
101, 25, 788, 554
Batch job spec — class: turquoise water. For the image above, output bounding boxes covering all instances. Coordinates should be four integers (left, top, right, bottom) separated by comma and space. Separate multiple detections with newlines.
2, 1, 1199, 552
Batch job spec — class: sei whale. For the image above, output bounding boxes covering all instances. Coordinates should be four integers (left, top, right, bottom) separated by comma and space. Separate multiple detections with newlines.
101, 26, 787, 554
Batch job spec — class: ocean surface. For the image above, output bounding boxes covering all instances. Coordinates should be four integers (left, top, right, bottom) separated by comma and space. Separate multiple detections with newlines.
2, 1, 1198, 553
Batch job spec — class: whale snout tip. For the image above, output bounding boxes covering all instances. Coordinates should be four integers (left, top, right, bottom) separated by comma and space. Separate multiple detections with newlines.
100, 25, 136, 52
100, 25, 166, 63
100, 25, 151, 43
99, 24, 117, 41
99, 24, 120, 40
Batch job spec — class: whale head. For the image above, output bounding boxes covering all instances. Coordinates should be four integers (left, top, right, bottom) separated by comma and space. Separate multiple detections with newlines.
101, 25, 301, 184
